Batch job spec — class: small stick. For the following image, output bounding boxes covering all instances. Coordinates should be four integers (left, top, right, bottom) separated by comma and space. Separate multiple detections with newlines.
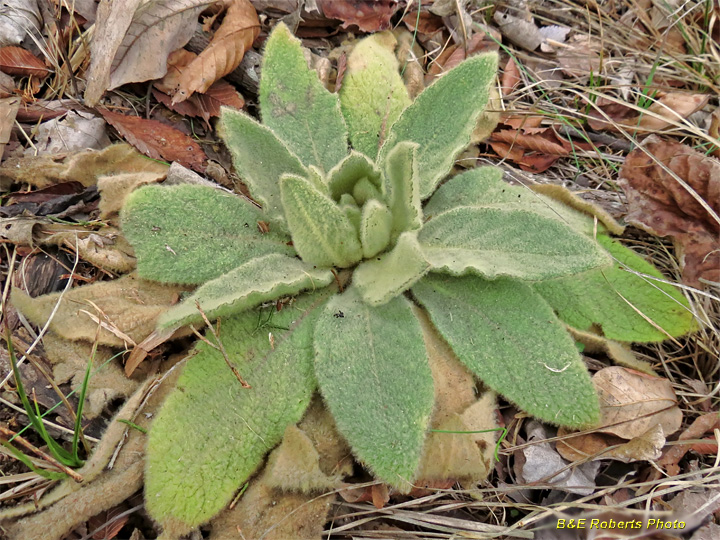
195, 302, 251, 388
0, 426, 83, 482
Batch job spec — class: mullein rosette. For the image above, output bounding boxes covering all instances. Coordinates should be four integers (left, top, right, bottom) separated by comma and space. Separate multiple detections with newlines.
120, 24, 695, 530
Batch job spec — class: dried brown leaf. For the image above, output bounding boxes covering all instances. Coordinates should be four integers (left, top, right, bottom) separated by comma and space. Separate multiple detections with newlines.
557, 424, 666, 463
154, 80, 243, 127
42, 334, 141, 420
491, 129, 569, 155
493, 10, 543, 51
402, 11, 444, 34
658, 412, 720, 476
209, 411, 336, 540
501, 57, 521, 96
11, 273, 188, 348
100, 109, 207, 172
590, 93, 709, 133
427, 33, 498, 81
84, 0, 211, 106
0, 143, 168, 189
556, 34, 602, 79
0, 46, 49, 78
638, 92, 710, 130
171, 0, 259, 104
415, 307, 496, 484
320, 0, 399, 32
618, 135, 720, 286
97, 171, 166, 220
88, 506, 129, 540
0, 96, 20, 157
43, 227, 137, 274
592, 366, 683, 440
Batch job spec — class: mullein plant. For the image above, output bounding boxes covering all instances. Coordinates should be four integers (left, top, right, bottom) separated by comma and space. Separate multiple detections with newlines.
120, 24, 695, 531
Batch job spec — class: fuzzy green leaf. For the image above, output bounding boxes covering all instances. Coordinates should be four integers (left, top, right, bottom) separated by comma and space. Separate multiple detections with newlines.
384, 141, 422, 240
354, 232, 430, 306
378, 53, 499, 198
146, 291, 330, 529
359, 199, 393, 258
339, 193, 362, 231
259, 23, 348, 173
413, 274, 600, 427
424, 166, 596, 235
352, 177, 383, 206
327, 151, 382, 201
339, 32, 411, 159
280, 174, 362, 268
419, 206, 611, 280
219, 108, 307, 229
535, 235, 696, 342
121, 185, 294, 284
314, 289, 434, 490
158, 254, 334, 329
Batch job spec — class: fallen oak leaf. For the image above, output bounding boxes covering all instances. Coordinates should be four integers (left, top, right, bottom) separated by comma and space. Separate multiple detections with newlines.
171, 0, 259, 104
100, 109, 207, 172
0, 46, 49, 78
618, 135, 720, 286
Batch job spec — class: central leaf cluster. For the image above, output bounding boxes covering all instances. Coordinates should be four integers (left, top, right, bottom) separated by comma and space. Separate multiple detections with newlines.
115, 22, 697, 533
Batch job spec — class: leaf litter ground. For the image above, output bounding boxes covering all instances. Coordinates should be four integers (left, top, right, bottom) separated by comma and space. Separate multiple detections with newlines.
0, 0, 718, 539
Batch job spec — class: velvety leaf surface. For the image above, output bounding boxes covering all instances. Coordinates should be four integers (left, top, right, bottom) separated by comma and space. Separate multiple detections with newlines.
280, 174, 362, 268
354, 232, 430, 306
158, 254, 334, 329
423, 166, 595, 235
339, 32, 411, 159
384, 141, 422, 240
327, 151, 382, 201
314, 289, 434, 490
121, 184, 294, 284
219, 108, 307, 230
413, 274, 600, 427
535, 235, 695, 342
378, 53, 498, 198
259, 24, 348, 173
359, 199, 392, 258
146, 291, 330, 529
418, 206, 611, 280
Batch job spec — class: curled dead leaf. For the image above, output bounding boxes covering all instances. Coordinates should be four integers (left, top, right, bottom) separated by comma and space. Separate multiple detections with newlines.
592, 366, 683, 440
0, 143, 168, 189
589, 93, 709, 133
618, 135, 720, 286
557, 424, 666, 463
171, 0, 259, 104
11, 273, 189, 348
